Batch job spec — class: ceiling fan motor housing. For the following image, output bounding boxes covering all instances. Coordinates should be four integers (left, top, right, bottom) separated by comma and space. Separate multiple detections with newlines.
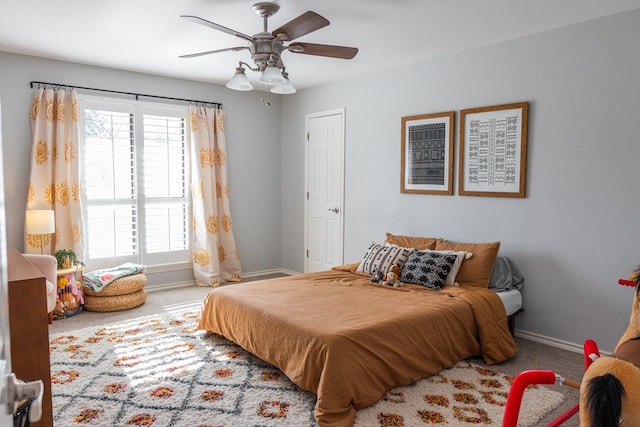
249, 31, 284, 71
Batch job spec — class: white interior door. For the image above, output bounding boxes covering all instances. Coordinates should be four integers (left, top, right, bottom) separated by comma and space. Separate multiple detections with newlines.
304, 109, 345, 273
0, 101, 13, 427
0, 229, 10, 427
0, 219, 12, 427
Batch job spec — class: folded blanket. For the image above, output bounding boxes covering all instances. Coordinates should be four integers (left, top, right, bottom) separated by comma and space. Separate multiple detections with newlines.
83, 263, 146, 292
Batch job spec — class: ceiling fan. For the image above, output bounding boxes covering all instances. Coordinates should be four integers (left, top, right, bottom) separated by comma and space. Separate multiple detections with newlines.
179, 1, 359, 94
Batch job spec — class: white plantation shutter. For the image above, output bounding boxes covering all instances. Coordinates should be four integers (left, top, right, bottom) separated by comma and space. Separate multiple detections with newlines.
141, 114, 189, 256
83, 109, 137, 261
80, 99, 189, 270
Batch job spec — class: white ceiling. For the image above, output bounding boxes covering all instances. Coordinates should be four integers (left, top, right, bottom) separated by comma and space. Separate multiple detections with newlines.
1, 0, 639, 90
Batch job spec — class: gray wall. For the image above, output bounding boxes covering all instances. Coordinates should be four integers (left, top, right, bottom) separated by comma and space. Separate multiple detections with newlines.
0, 52, 283, 285
2, 9, 640, 352
281, 10, 640, 352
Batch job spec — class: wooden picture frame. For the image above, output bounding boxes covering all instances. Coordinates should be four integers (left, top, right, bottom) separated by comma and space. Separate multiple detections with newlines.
458, 102, 528, 198
400, 111, 455, 195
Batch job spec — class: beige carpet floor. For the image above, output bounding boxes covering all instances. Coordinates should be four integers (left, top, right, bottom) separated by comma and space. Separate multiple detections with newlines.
50, 276, 585, 426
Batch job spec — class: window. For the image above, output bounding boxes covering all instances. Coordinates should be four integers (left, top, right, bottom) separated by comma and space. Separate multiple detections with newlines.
80, 98, 190, 270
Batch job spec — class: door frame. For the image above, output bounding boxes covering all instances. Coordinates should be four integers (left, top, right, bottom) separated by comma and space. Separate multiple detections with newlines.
303, 108, 346, 273
0, 100, 13, 427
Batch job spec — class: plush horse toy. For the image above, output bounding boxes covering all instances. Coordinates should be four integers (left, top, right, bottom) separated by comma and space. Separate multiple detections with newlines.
580, 267, 640, 426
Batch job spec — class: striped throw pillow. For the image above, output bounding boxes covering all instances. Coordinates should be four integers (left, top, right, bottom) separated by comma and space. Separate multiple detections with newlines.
356, 243, 412, 275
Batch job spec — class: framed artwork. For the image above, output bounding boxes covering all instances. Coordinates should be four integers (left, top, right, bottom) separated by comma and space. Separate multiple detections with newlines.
458, 102, 528, 198
400, 111, 455, 195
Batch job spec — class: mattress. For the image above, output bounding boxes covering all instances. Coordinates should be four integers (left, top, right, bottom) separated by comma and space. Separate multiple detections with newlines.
494, 288, 523, 316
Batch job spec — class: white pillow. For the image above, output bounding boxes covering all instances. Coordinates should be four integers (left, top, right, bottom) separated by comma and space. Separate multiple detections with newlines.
356, 242, 412, 275
423, 250, 473, 285
383, 242, 415, 250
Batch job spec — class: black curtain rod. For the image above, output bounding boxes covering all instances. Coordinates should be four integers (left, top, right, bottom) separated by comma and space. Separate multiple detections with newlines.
29, 81, 222, 108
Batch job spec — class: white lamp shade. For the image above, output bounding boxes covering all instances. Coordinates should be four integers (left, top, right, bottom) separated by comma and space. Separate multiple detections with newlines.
270, 78, 297, 94
259, 65, 286, 85
25, 210, 55, 234
226, 69, 253, 91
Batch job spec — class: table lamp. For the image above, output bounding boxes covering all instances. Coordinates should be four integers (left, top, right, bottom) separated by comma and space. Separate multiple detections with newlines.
25, 209, 55, 254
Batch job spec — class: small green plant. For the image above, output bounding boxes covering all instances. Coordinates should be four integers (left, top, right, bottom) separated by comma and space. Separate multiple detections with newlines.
54, 249, 80, 268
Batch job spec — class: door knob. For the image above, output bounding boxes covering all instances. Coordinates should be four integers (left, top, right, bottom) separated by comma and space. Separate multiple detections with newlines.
328, 207, 340, 213
2, 373, 43, 421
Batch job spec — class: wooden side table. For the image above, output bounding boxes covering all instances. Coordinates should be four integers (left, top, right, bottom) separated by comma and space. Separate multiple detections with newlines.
54, 265, 84, 319
7, 249, 53, 427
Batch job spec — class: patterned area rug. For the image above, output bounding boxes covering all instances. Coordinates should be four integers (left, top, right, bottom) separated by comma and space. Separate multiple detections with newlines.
50, 302, 564, 426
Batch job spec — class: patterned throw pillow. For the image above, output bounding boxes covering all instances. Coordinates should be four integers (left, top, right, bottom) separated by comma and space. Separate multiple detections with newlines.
421, 250, 473, 286
356, 243, 412, 275
399, 250, 458, 290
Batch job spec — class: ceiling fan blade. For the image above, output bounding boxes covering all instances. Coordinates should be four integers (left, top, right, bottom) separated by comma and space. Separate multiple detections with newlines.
288, 42, 358, 59
181, 15, 253, 42
179, 46, 249, 59
272, 11, 329, 41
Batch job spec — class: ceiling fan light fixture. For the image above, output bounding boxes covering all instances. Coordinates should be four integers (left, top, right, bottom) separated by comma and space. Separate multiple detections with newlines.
259, 64, 286, 85
226, 65, 253, 91
270, 72, 296, 94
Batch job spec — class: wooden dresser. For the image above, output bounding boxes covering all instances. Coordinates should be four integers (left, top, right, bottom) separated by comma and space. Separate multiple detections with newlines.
7, 249, 53, 426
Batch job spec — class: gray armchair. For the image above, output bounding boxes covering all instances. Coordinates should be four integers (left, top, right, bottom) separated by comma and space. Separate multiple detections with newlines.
22, 254, 57, 323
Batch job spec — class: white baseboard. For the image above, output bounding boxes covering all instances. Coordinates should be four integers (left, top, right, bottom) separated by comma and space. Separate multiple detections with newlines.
275, 268, 299, 276
515, 329, 586, 354
243, 268, 297, 278
145, 268, 298, 293
146, 280, 196, 293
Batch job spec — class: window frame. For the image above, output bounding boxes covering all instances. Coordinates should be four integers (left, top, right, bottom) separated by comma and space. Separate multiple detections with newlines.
78, 95, 192, 272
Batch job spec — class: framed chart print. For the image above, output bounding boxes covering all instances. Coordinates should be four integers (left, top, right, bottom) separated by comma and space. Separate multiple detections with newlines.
459, 102, 528, 198
400, 111, 454, 195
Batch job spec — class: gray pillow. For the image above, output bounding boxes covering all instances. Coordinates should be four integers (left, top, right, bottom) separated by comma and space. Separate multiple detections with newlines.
488, 256, 524, 291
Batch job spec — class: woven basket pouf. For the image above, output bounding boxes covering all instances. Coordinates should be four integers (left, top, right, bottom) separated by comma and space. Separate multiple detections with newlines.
84, 289, 147, 312
83, 273, 147, 312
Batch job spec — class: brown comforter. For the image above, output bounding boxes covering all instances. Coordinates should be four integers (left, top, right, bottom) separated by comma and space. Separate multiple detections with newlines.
198, 265, 517, 427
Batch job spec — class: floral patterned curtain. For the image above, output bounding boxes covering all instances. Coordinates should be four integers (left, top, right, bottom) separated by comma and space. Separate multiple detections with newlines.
189, 105, 242, 286
25, 87, 84, 257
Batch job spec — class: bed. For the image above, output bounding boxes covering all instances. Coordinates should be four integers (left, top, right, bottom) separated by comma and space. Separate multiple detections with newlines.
197, 235, 518, 427
489, 255, 525, 335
